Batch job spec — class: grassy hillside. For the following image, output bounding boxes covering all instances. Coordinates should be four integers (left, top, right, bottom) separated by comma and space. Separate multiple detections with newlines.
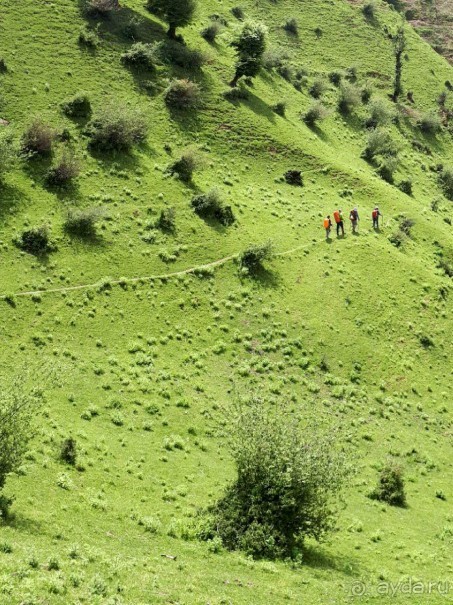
0, 0, 452, 603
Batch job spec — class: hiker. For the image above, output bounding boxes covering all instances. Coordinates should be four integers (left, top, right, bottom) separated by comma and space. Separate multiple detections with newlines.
372, 206, 382, 229
333, 209, 344, 237
349, 207, 359, 233
323, 215, 332, 239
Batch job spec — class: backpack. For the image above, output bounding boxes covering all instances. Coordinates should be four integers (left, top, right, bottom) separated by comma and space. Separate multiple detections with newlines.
323, 218, 330, 229
333, 210, 340, 223
372, 210, 378, 219
350, 209, 357, 221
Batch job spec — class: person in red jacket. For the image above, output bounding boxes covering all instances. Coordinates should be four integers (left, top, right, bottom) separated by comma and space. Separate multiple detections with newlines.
333, 209, 344, 237
372, 206, 382, 229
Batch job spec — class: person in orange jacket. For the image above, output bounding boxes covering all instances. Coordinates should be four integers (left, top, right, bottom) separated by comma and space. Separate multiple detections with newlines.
323, 215, 332, 239
333, 209, 344, 237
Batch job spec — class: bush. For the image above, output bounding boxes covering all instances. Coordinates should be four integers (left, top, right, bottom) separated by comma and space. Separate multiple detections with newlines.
61, 93, 91, 118
64, 207, 103, 237
230, 21, 267, 87
388, 230, 405, 248
60, 438, 77, 466
22, 118, 55, 156
15, 225, 54, 255
85, 0, 119, 17
272, 102, 286, 117
164, 79, 201, 110
168, 148, 201, 182
399, 217, 415, 235
365, 97, 394, 128
328, 70, 343, 86
370, 461, 406, 507
239, 241, 273, 272
439, 166, 453, 200
283, 18, 298, 35
87, 103, 148, 152
46, 150, 80, 187
362, 1, 377, 19
78, 27, 100, 48
362, 128, 398, 162
398, 179, 412, 195
0, 129, 18, 181
262, 47, 290, 71
0, 58, 7, 73
338, 83, 361, 115
361, 83, 373, 104
417, 111, 442, 134
199, 398, 348, 558
121, 43, 156, 70
231, 6, 244, 20
376, 156, 399, 184
284, 170, 303, 186
191, 188, 235, 226
201, 20, 222, 42
309, 77, 328, 99
155, 207, 176, 232
302, 102, 329, 126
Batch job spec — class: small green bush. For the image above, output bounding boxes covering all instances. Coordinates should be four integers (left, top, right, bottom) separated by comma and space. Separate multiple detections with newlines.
46, 150, 80, 187
60, 438, 77, 466
191, 188, 235, 226
201, 20, 222, 42
417, 111, 442, 134
87, 103, 148, 151
272, 102, 286, 117
22, 118, 55, 156
155, 207, 176, 232
439, 166, 453, 200
398, 179, 412, 195
168, 148, 202, 182
262, 47, 290, 71
15, 225, 54, 255
239, 241, 273, 272
365, 97, 395, 128
362, 128, 398, 162
338, 82, 361, 115
78, 27, 100, 48
370, 461, 406, 507
64, 207, 103, 237
121, 43, 156, 70
283, 18, 298, 35
61, 93, 91, 118
164, 79, 201, 110
328, 70, 343, 86
362, 1, 377, 19
309, 77, 328, 99
302, 102, 329, 126
231, 6, 244, 20
284, 170, 303, 186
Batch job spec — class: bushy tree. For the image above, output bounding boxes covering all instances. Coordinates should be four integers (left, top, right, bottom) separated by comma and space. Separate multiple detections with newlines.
146, 0, 196, 39
191, 188, 235, 225
0, 129, 18, 182
238, 240, 273, 273
230, 21, 267, 87
199, 398, 348, 558
391, 27, 406, 102
370, 460, 406, 507
87, 103, 148, 152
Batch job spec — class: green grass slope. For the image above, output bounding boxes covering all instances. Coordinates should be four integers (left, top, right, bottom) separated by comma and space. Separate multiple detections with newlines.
0, 0, 452, 603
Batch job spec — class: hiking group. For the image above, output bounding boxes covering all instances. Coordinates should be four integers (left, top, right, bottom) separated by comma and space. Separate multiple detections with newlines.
323, 207, 382, 239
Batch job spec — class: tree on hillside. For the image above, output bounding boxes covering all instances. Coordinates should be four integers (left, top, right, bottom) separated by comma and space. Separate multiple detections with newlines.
230, 21, 267, 87
146, 0, 196, 39
391, 27, 406, 102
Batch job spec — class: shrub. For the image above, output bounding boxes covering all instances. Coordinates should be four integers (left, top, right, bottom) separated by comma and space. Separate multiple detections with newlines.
78, 27, 100, 48
60, 438, 77, 466
64, 207, 103, 237
365, 97, 394, 128
388, 230, 405, 248
168, 148, 202, 182
362, 1, 377, 19
85, 0, 119, 17
376, 156, 399, 184
338, 83, 361, 115
87, 103, 148, 152
418, 111, 442, 134
164, 79, 201, 110
0, 494, 13, 521
399, 217, 415, 235
398, 179, 412, 195
419, 334, 434, 348
46, 150, 80, 187
201, 20, 222, 42
231, 6, 244, 20
309, 77, 328, 99
146, 0, 196, 39
361, 83, 373, 104
61, 93, 91, 118
0, 58, 7, 73
199, 398, 348, 558
239, 241, 273, 272
362, 128, 398, 162
0, 129, 18, 181
15, 225, 54, 255
328, 70, 343, 86
302, 102, 329, 126
439, 166, 453, 200
121, 43, 156, 70
22, 118, 55, 156
370, 461, 406, 506
230, 21, 267, 87
283, 18, 298, 35
284, 170, 303, 186
277, 64, 293, 81
272, 102, 286, 117
262, 47, 290, 71
155, 207, 176, 232
191, 188, 235, 226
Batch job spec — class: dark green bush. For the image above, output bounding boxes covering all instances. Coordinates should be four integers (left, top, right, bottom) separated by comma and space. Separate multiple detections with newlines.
61, 93, 91, 118
388, 230, 405, 248
155, 207, 176, 232
231, 6, 244, 20
363, 1, 376, 19
362, 128, 398, 162
398, 179, 412, 195
284, 170, 303, 186
439, 166, 453, 200
419, 334, 434, 348
283, 18, 298, 35
0, 494, 13, 521
46, 150, 80, 187
87, 104, 148, 151
309, 77, 327, 99
328, 70, 343, 86
121, 43, 156, 70
262, 47, 290, 71
60, 438, 77, 466
64, 207, 103, 237
417, 111, 442, 134
272, 102, 286, 117
370, 461, 406, 507
0, 58, 7, 73
201, 20, 222, 42
15, 225, 54, 255
168, 148, 201, 182
199, 398, 348, 558
365, 97, 394, 128
164, 79, 201, 110
78, 27, 100, 48
239, 241, 273, 272
230, 21, 267, 87
338, 83, 361, 115
191, 188, 235, 226
399, 217, 415, 235
302, 102, 329, 126
22, 118, 55, 156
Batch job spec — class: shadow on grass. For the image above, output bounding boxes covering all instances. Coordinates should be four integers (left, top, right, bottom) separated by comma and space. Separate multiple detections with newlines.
241, 265, 281, 289
0, 183, 23, 220
2, 513, 43, 536
301, 543, 360, 576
